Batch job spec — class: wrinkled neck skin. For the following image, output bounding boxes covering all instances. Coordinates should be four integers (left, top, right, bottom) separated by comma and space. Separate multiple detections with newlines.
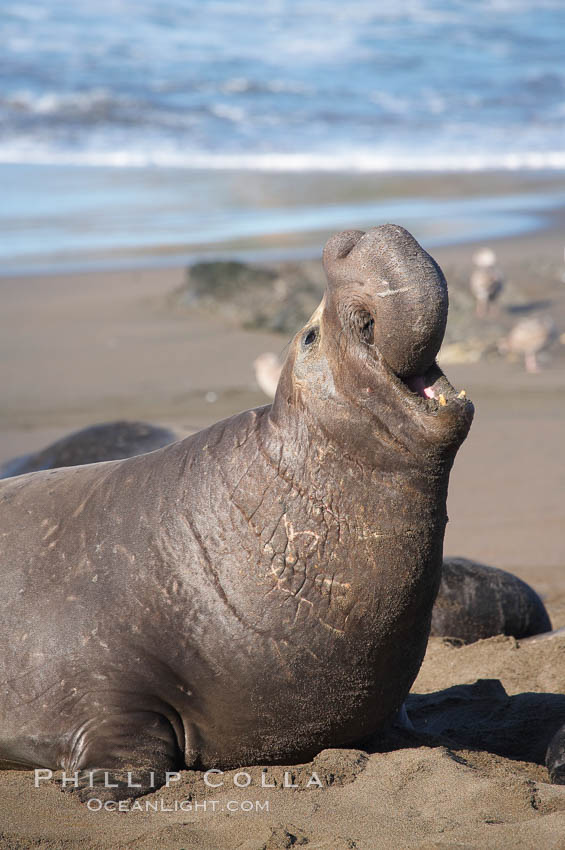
264, 399, 450, 546
266, 302, 464, 520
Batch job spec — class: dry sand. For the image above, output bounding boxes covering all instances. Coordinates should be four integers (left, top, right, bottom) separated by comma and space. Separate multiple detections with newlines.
0, 221, 564, 848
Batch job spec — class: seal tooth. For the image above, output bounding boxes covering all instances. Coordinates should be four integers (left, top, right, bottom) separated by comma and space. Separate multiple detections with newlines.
457, 390, 467, 399
439, 394, 447, 406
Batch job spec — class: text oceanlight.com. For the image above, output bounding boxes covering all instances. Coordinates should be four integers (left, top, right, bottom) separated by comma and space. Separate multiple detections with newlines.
86, 798, 270, 813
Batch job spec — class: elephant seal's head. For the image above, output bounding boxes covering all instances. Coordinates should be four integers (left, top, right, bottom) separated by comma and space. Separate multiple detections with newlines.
272, 224, 474, 466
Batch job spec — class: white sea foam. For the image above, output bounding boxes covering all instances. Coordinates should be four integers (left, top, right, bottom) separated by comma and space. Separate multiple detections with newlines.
2, 0, 564, 180
1, 0, 565, 277
209, 104, 247, 123
1, 145, 565, 172
4, 89, 120, 116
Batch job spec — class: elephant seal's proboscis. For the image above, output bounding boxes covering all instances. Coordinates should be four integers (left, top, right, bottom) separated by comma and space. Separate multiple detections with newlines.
0, 225, 473, 800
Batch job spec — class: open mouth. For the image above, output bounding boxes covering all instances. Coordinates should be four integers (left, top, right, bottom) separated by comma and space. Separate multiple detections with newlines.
359, 344, 471, 419
349, 305, 471, 419
395, 362, 468, 414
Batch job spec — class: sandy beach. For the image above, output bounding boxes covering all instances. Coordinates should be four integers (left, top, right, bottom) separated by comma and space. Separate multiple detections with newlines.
0, 192, 565, 848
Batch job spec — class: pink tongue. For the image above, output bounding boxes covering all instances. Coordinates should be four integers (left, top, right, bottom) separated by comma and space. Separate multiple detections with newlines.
405, 376, 436, 399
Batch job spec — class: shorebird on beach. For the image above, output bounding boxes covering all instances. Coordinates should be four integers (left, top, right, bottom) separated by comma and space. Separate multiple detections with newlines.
253, 352, 282, 397
470, 247, 504, 317
499, 316, 557, 373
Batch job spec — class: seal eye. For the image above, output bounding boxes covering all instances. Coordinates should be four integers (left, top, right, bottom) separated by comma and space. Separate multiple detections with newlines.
303, 328, 318, 347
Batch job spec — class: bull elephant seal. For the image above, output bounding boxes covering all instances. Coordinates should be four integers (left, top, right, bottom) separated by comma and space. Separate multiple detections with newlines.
432, 557, 552, 643
0, 421, 177, 479
0, 225, 473, 799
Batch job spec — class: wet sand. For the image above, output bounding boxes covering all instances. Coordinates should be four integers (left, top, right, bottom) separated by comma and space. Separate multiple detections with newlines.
0, 212, 564, 847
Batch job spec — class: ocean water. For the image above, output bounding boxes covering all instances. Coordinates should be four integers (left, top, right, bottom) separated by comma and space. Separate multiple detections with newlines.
2, 164, 565, 276
2, 0, 565, 271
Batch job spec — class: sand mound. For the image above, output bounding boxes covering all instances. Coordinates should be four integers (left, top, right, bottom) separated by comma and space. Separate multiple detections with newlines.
1, 631, 565, 848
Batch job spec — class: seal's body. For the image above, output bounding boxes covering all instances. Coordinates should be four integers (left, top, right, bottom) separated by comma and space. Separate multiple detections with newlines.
0, 225, 473, 797
432, 557, 551, 643
0, 421, 176, 479
0, 407, 445, 772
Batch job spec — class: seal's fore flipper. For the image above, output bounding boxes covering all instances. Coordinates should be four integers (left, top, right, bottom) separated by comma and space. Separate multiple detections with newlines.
61, 710, 183, 802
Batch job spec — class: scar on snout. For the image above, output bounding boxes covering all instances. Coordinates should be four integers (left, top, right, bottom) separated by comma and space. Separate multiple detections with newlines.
375, 284, 414, 298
